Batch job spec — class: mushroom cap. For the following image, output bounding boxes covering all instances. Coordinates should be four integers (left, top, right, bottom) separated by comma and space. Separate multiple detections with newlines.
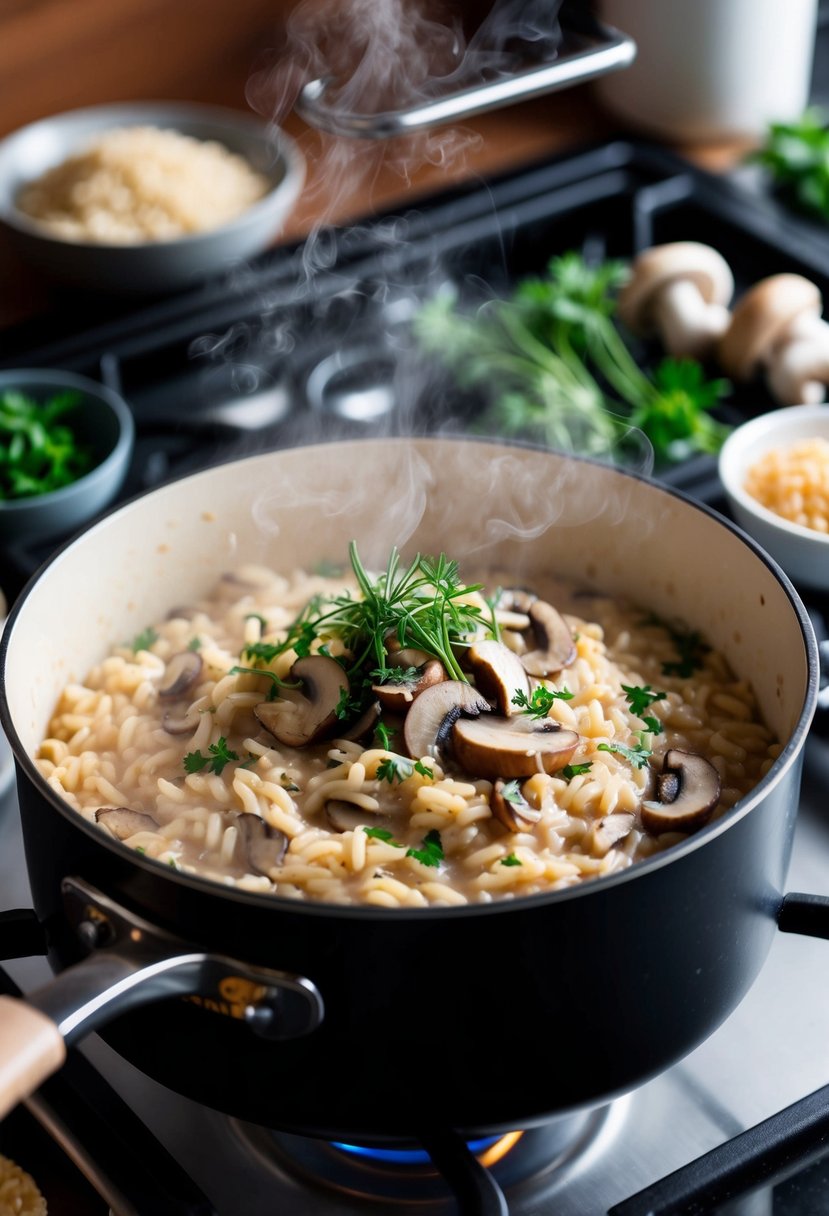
520, 600, 576, 677
490, 777, 542, 832
718, 274, 823, 380
95, 807, 159, 840
453, 716, 579, 780
372, 659, 446, 712
403, 679, 490, 761
255, 654, 348, 748
466, 640, 530, 716
617, 242, 734, 336
640, 749, 721, 836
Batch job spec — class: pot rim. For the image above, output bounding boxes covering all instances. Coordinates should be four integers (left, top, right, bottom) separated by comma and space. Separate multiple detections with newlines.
0, 434, 819, 921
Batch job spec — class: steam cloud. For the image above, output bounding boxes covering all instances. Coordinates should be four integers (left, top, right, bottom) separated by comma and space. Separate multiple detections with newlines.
246, 0, 564, 220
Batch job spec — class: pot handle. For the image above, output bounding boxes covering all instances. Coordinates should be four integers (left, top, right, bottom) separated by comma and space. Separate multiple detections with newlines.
778, 891, 829, 937
0, 997, 67, 1117
0, 878, 324, 1122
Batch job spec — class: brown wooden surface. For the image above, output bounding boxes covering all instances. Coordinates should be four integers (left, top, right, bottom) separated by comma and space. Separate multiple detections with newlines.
0, 0, 751, 334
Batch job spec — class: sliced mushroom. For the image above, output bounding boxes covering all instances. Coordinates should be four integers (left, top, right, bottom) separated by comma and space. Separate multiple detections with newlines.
453, 716, 579, 780
235, 812, 288, 875
490, 778, 542, 832
588, 812, 636, 856
158, 651, 203, 699
521, 600, 576, 677
324, 800, 389, 833
95, 807, 159, 840
339, 700, 382, 743
618, 242, 734, 359
372, 659, 446, 712
403, 680, 490, 760
640, 750, 721, 836
466, 640, 531, 716
254, 655, 348, 748
162, 702, 203, 735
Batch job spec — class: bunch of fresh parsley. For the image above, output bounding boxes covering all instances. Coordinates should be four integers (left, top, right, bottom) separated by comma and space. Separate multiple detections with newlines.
414, 251, 730, 465
752, 109, 829, 220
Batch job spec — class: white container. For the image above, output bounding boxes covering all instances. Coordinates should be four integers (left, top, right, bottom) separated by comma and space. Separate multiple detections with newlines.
596, 0, 818, 143
718, 404, 829, 591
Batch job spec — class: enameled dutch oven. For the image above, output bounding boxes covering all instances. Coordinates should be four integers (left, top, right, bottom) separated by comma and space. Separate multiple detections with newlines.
0, 436, 825, 1139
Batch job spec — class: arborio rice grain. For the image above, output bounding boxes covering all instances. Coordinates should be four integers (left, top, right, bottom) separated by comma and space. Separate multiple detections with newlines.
36, 565, 780, 908
16, 126, 269, 244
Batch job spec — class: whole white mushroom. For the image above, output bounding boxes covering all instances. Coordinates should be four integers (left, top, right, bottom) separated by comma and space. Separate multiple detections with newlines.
617, 241, 735, 360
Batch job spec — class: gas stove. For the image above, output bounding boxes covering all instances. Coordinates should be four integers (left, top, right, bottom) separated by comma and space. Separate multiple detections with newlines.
3, 140, 829, 1214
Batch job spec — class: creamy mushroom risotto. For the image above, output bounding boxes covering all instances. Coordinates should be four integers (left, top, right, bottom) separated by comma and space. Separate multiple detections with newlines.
36, 547, 779, 907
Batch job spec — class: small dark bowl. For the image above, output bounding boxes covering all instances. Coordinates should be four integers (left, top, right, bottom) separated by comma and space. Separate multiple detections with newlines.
0, 369, 134, 546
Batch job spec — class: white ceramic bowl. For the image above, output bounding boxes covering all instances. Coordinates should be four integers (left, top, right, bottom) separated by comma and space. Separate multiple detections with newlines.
718, 404, 829, 591
0, 102, 305, 294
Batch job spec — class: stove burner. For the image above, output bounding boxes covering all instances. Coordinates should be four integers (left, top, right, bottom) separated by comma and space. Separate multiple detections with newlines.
229, 1102, 628, 1208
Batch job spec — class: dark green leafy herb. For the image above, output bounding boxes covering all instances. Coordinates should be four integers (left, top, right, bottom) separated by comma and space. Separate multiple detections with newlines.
512, 686, 573, 717
131, 627, 158, 653
500, 853, 523, 866
630, 358, 730, 463
414, 252, 731, 465
183, 736, 240, 776
0, 389, 95, 500
370, 665, 421, 685
187, 636, 202, 652
376, 756, 434, 784
364, 826, 402, 845
406, 829, 444, 867
561, 762, 593, 781
751, 109, 829, 220
597, 738, 652, 769
374, 722, 396, 750
622, 684, 667, 717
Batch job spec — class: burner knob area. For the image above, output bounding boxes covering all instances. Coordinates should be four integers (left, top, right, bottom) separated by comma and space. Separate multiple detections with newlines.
242, 980, 324, 1041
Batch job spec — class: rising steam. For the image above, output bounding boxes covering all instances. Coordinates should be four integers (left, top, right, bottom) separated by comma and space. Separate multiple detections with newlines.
246, 0, 564, 219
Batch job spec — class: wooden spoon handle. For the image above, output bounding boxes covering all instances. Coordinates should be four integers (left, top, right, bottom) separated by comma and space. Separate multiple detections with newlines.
0, 995, 66, 1119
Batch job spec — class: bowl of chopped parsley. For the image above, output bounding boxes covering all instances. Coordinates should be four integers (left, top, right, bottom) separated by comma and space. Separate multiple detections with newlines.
0, 369, 134, 546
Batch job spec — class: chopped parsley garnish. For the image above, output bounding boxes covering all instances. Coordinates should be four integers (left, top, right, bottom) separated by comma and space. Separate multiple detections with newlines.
622, 684, 666, 717
131, 626, 158, 653
597, 738, 652, 769
183, 736, 240, 776
335, 686, 364, 720
561, 762, 593, 781
376, 756, 434, 784
364, 826, 402, 845
186, 636, 202, 652
500, 853, 522, 866
512, 686, 573, 717
406, 829, 444, 867
0, 388, 95, 499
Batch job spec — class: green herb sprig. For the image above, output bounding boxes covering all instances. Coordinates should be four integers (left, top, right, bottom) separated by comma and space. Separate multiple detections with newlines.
415, 252, 731, 465
184, 736, 240, 776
